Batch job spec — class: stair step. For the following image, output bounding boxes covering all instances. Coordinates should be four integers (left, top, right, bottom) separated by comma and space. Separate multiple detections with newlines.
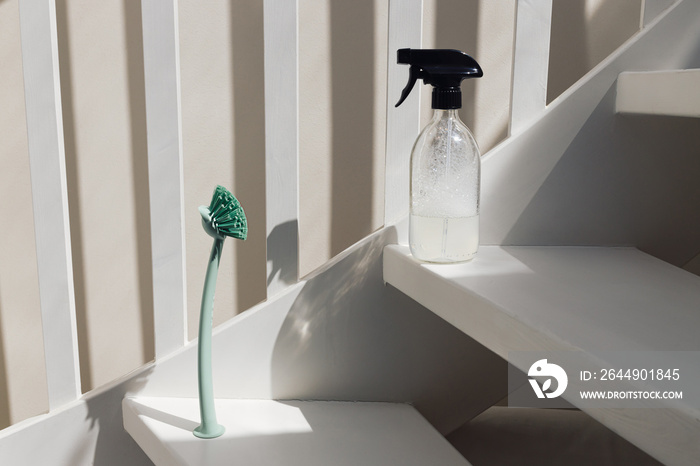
123, 397, 470, 466
383, 244, 700, 464
616, 69, 700, 117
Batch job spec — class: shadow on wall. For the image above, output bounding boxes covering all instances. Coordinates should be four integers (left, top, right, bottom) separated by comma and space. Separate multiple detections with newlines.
267, 220, 299, 288
548, 0, 588, 103
0, 367, 154, 465
329, 0, 377, 258
501, 85, 635, 248
230, 0, 268, 313
269, 227, 507, 435
618, 113, 700, 265
55, 0, 155, 392
548, 0, 642, 104
122, 0, 155, 371
431, 0, 479, 132
423, 0, 513, 154
502, 82, 700, 267
77, 367, 154, 466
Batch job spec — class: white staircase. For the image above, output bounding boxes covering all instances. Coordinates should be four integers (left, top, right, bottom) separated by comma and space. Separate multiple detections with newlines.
380, 0, 700, 464
383, 244, 700, 465
122, 1, 700, 464
123, 397, 469, 466
3, 1, 700, 465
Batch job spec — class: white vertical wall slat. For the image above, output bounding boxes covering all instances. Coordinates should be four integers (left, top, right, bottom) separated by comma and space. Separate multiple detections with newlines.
18, 0, 82, 408
141, 0, 188, 358
263, 0, 300, 297
384, 0, 423, 225
509, 0, 553, 136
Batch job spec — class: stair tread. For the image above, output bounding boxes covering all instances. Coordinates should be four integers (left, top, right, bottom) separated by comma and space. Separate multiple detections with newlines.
616, 69, 700, 117
385, 245, 700, 353
383, 244, 700, 463
123, 397, 470, 466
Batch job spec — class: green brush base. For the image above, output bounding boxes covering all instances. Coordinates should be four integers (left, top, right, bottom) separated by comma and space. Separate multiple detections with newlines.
193, 423, 225, 439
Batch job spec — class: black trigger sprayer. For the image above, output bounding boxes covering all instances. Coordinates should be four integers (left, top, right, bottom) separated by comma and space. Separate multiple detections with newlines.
395, 48, 483, 109
395, 48, 483, 263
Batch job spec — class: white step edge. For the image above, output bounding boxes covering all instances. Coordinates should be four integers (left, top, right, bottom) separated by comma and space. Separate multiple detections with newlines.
383, 244, 700, 465
616, 69, 700, 117
123, 397, 470, 466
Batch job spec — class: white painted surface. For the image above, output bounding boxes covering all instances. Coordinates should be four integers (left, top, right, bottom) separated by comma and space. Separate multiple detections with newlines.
448, 406, 663, 465
384, 244, 700, 465
480, 0, 700, 265
616, 69, 700, 117
264, 0, 299, 296
509, 0, 553, 135
141, 0, 188, 358
384, 0, 422, 225
138, 226, 505, 433
0, 225, 504, 464
18, 0, 81, 409
641, 0, 677, 27
4, 0, 696, 464
123, 397, 470, 466
684, 251, 700, 276
384, 244, 700, 354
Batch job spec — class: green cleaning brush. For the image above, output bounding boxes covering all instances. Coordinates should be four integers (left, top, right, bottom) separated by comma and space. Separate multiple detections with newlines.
194, 185, 247, 439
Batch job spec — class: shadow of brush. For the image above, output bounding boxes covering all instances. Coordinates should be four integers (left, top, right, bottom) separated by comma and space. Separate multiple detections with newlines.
266, 220, 299, 287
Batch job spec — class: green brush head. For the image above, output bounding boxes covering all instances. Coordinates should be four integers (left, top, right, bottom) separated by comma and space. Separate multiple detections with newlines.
199, 185, 248, 241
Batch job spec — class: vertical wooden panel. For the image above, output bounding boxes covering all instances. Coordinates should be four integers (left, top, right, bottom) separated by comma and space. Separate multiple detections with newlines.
141, 0, 187, 358
509, 0, 552, 135
18, 0, 81, 408
384, 0, 423, 225
264, 0, 299, 297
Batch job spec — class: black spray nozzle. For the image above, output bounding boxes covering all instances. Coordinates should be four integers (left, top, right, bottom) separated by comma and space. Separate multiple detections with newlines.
395, 48, 483, 109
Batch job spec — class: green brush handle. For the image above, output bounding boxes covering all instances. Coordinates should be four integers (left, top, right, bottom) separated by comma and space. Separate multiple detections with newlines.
194, 237, 226, 439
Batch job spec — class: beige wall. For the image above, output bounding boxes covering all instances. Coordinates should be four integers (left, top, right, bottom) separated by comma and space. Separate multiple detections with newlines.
422, 0, 516, 154
0, 0, 49, 428
56, 0, 154, 394
299, 0, 389, 276
179, 0, 267, 340
548, 0, 642, 103
0, 0, 652, 430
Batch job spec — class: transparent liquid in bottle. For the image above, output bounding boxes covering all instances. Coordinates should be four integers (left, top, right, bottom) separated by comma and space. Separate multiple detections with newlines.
410, 214, 479, 263
409, 109, 480, 263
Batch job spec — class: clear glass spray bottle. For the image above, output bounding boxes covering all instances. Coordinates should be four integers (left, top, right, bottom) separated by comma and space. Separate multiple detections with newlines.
396, 48, 483, 263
